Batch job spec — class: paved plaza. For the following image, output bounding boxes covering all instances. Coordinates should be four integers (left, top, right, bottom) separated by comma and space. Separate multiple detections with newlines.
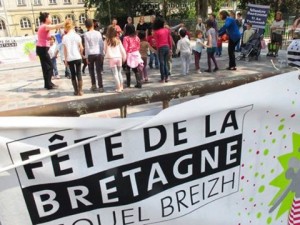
0, 44, 292, 117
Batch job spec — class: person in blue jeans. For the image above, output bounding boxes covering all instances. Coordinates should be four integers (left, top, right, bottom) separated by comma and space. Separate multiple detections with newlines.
218, 10, 241, 70
153, 17, 172, 83
48, 36, 59, 79
147, 29, 159, 69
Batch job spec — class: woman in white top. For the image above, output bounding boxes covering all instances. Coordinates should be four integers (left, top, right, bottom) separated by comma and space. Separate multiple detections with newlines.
62, 20, 84, 96
104, 25, 126, 92
267, 11, 285, 56
195, 17, 206, 39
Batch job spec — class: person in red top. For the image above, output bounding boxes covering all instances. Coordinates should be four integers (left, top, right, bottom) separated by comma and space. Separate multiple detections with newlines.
153, 17, 173, 83
147, 28, 159, 69
123, 24, 143, 88
36, 12, 65, 90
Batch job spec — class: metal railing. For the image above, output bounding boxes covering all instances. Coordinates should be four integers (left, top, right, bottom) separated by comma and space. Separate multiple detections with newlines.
0, 70, 288, 118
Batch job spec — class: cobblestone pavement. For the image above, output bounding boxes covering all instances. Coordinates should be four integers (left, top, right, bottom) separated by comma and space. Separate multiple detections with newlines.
0, 44, 291, 117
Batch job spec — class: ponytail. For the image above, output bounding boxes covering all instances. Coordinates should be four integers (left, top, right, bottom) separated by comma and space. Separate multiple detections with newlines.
39, 12, 49, 23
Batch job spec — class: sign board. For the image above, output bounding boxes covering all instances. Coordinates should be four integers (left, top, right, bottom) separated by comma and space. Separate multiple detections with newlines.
0, 71, 300, 225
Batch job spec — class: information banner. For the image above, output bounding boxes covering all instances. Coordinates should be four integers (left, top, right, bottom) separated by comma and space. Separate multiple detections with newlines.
244, 3, 270, 34
0, 71, 300, 225
0, 36, 38, 64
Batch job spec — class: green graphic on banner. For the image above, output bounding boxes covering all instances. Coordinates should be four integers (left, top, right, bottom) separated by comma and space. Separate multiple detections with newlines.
269, 133, 300, 219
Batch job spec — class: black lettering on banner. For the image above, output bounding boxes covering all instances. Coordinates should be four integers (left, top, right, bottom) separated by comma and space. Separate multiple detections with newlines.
105, 133, 124, 162
207, 178, 219, 198
144, 126, 167, 152
20, 149, 43, 179
173, 121, 188, 146
22, 135, 242, 224
48, 134, 73, 176
160, 171, 237, 218
190, 185, 200, 205
205, 115, 216, 137
74, 136, 96, 168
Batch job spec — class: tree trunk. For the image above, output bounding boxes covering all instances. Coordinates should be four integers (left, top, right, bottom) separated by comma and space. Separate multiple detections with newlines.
195, 0, 200, 17
199, 0, 208, 19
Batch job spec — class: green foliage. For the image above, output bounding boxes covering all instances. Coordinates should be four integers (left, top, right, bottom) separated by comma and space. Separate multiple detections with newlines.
86, 0, 198, 25
210, 0, 227, 14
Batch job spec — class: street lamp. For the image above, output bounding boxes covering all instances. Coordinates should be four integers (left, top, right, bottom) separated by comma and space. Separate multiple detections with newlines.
30, 0, 36, 35
85, 8, 89, 20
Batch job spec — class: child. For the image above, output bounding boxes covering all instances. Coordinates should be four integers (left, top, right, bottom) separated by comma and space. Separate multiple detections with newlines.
84, 19, 104, 92
48, 36, 60, 79
62, 20, 84, 96
104, 25, 126, 93
242, 23, 255, 46
216, 37, 222, 57
123, 23, 143, 88
138, 31, 155, 82
57, 30, 71, 79
147, 29, 159, 69
193, 30, 205, 73
205, 20, 218, 72
176, 28, 191, 76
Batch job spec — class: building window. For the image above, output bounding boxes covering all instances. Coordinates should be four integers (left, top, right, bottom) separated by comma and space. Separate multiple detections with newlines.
35, 18, 41, 27
17, 0, 26, 6
65, 14, 75, 21
0, 20, 6, 30
63, 0, 71, 4
52, 15, 61, 24
49, 0, 56, 4
78, 0, 84, 3
20, 17, 31, 29
78, 14, 86, 24
0, 0, 2, 7
33, 0, 41, 5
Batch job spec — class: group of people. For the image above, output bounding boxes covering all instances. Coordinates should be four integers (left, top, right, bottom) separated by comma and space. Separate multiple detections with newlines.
158, 11, 243, 76
35, 11, 245, 95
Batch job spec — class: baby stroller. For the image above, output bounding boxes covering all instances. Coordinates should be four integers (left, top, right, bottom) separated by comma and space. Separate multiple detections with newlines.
237, 32, 263, 61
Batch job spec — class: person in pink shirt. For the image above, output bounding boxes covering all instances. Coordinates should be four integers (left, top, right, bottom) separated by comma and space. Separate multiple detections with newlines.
153, 17, 173, 83
112, 18, 123, 38
36, 12, 64, 90
123, 24, 143, 88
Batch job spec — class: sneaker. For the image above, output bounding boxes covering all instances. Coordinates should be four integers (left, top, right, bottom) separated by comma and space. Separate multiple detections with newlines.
90, 85, 97, 92
55, 75, 60, 79
197, 69, 202, 74
213, 68, 219, 72
204, 69, 212, 73
98, 87, 104, 93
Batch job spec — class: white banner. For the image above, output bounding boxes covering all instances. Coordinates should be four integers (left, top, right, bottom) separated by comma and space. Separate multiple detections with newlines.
0, 71, 300, 225
0, 36, 38, 64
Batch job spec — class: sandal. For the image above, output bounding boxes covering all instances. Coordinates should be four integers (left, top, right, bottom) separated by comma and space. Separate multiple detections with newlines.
226, 67, 237, 71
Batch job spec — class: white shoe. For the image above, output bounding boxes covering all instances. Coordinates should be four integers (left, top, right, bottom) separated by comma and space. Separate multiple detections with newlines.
197, 69, 202, 74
